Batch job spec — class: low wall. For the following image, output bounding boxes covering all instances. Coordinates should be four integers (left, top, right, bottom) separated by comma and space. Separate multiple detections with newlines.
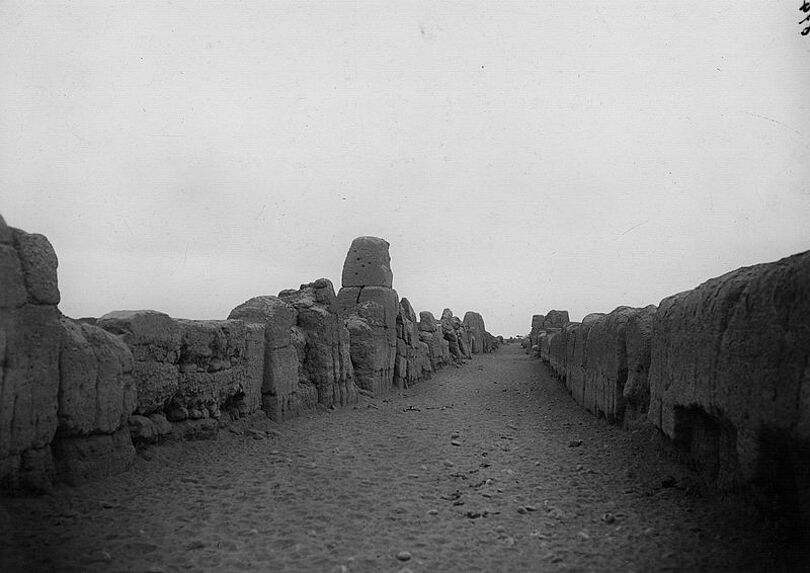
533, 250, 810, 531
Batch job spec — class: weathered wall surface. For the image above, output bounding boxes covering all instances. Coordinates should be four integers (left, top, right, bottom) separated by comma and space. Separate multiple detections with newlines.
647, 253, 810, 505
441, 309, 472, 363
528, 314, 545, 355
418, 311, 451, 371
0, 216, 61, 490
394, 298, 424, 389
54, 318, 137, 484
228, 296, 314, 420
535, 250, 810, 530
279, 279, 359, 409
565, 313, 603, 408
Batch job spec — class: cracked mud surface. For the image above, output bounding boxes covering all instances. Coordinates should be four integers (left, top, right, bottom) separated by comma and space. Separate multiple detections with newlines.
1, 345, 803, 572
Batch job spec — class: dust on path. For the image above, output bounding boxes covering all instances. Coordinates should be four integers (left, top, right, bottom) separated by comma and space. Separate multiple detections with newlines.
0, 345, 800, 572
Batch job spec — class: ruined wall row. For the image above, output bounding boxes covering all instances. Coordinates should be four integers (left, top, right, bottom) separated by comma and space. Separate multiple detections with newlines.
0, 217, 496, 491
533, 249, 810, 530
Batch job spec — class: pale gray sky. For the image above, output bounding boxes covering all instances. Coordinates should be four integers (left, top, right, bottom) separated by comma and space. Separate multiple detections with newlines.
2, 1, 808, 336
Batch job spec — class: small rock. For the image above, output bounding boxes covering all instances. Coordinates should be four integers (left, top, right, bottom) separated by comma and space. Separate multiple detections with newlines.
568, 439, 583, 448
661, 476, 677, 488
530, 530, 549, 539
450, 440, 462, 447
525, 505, 537, 512
228, 427, 244, 436
396, 551, 412, 561
577, 530, 591, 540
602, 512, 616, 524
247, 429, 265, 440
442, 460, 455, 467
517, 506, 528, 514
466, 511, 482, 519
451, 432, 460, 439
427, 509, 439, 515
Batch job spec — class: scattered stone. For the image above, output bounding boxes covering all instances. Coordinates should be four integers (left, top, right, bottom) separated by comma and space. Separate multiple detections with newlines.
568, 439, 583, 447
395, 551, 412, 562
427, 509, 438, 515
450, 440, 462, 447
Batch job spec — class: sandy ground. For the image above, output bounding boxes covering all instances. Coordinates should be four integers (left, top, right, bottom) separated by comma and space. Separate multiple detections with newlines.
1, 344, 805, 572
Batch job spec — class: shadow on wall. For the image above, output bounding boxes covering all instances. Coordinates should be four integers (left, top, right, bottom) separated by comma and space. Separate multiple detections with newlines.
0, 218, 499, 492
529, 249, 810, 538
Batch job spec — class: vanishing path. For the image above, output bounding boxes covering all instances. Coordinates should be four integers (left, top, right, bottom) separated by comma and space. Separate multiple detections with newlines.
1, 345, 794, 572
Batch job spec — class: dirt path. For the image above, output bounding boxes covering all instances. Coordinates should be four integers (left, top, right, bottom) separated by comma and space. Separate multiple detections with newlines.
0, 345, 799, 572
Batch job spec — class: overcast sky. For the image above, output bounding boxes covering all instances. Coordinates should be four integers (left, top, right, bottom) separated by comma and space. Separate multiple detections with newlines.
1, 1, 808, 336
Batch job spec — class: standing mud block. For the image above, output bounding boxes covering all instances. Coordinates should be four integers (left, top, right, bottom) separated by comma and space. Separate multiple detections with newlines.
463, 311, 490, 354
0, 218, 62, 491
279, 279, 359, 409
53, 317, 138, 484
622, 305, 657, 426
565, 314, 603, 407
228, 296, 304, 420
582, 306, 656, 425
336, 237, 399, 396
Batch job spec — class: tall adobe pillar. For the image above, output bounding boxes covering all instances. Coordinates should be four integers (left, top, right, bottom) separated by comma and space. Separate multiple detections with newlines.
335, 237, 399, 396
